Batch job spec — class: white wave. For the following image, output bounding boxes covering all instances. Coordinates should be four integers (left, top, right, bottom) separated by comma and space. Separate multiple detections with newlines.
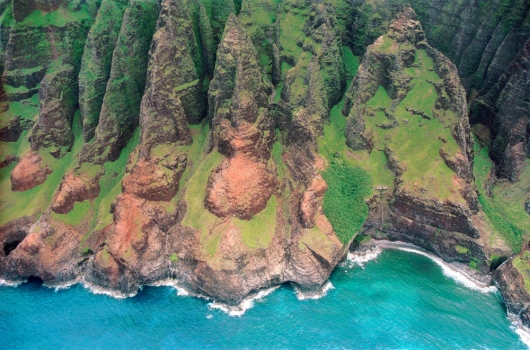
42, 278, 82, 292
149, 278, 190, 296
345, 246, 382, 268
295, 281, 334, 301
515, 328, 530, 349
375, 241, 496, 294
81, 279, 137, 299
508, 313, 530, 349
208, 286, 280, 317
0, 278, 24, 287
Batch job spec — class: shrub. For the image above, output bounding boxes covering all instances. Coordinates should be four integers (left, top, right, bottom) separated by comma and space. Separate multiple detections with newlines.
322, 163, 372, 244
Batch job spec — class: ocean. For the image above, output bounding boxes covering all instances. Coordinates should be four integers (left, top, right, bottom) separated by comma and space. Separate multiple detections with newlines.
0, 247, 527, 349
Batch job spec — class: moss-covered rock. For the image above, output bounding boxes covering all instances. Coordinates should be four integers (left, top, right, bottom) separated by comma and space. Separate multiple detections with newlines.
78, 0, 129, 142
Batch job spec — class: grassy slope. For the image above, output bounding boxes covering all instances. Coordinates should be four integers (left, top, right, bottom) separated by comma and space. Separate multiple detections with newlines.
0, 112, 84, 226
317, 50, 373, 244
473, 141, 528, 253
365, 49, 462, 202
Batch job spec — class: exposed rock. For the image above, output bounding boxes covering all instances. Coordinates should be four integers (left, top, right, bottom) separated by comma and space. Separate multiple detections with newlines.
29, 65, 78, 156
10, 151, 51, 191
495, 256, 530, 327
124, 0, 207, 202
49, 0, 160, 214
471, 38, 530, 181
206, 14, 276, 220
85, 193, 168, 294
299, 175, 327, 228
51, 172, 101, 214
78, 0, 160, 165
0, 214, 85, 285
11, 0, 68, 22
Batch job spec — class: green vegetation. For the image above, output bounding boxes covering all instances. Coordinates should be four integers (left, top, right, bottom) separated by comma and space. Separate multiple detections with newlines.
473, 141, 527, 253
271, 136, 287, 179
353, 234, 371, 245
181, 150, 223, 232
52, 200, 92, 227
52, 126, 141, 233
469, 257, 479, 270
512, 251, 530, 293
0, 112, 85, 226
170, 253, 179, 263
360, 50, 462, 202
342, 46, 359, 84
319, 99, 395, 193
18, 5, 91, 28
234, 196, 278, 249
321, 163, 372, 244
455, 245, 470, 255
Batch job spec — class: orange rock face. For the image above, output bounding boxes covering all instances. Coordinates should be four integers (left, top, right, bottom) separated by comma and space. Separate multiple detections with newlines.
205, 119, 276, 220
205, 153, 276, 220
300, 174, 328, 228
11, 151, 52, 191
122, 155, 186, 202
52, 171, 100, 214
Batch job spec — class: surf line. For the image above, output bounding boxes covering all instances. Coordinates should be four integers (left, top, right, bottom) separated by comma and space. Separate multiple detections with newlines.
348, 240, 497, 294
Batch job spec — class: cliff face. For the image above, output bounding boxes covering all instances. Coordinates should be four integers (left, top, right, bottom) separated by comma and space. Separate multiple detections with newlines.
341, 8, 501, 271
348, 0, 530, 182
0, 0, 529, 316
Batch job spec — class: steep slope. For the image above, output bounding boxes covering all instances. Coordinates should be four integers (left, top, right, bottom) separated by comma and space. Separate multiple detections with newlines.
340, 8, 507, 269
0, 0, 529, 319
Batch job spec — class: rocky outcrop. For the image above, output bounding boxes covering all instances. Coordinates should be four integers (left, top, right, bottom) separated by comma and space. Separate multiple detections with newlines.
78, 0, 160, 165
10, 151, 51, 192
344, 8, 497, 271
495, 254, 530, 327
1, 0, 529, 314
51, 0, 160, 214
122, 0, 206, 202
348, 0, 530, 181
0, 213, 85, 285
206, 14, 275, 220
29, 65, 78, 156
471, 38, 530, 181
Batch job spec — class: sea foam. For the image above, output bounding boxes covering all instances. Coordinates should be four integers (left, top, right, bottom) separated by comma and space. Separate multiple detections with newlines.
345, 246, 382, 268
81, 278, 138, 299
149, 279, 190, 296
371, 241, 497, 294
0, 278, 23, 287
208, 286, 280, 317
294, 281, 334, 301
509, 313, 530, 349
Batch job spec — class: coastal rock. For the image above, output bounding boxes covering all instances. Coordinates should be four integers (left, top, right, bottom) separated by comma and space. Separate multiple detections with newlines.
1, 0, 529, 314
345, 8, 493, 271
494, 255, 530, 327
0, 214, 84, 285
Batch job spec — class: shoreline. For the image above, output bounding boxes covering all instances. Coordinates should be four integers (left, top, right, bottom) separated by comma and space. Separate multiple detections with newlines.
2, 238, 530, 345
353, 240, 496, 293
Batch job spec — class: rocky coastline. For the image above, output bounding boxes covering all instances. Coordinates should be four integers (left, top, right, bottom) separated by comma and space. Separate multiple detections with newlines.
1, 0, 529, 327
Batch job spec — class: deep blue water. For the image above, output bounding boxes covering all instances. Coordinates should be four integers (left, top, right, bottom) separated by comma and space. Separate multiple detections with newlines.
0, 249, 526, 349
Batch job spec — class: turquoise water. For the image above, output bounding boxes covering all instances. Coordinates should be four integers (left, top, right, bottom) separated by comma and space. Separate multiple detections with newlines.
0, 249, 526, 349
